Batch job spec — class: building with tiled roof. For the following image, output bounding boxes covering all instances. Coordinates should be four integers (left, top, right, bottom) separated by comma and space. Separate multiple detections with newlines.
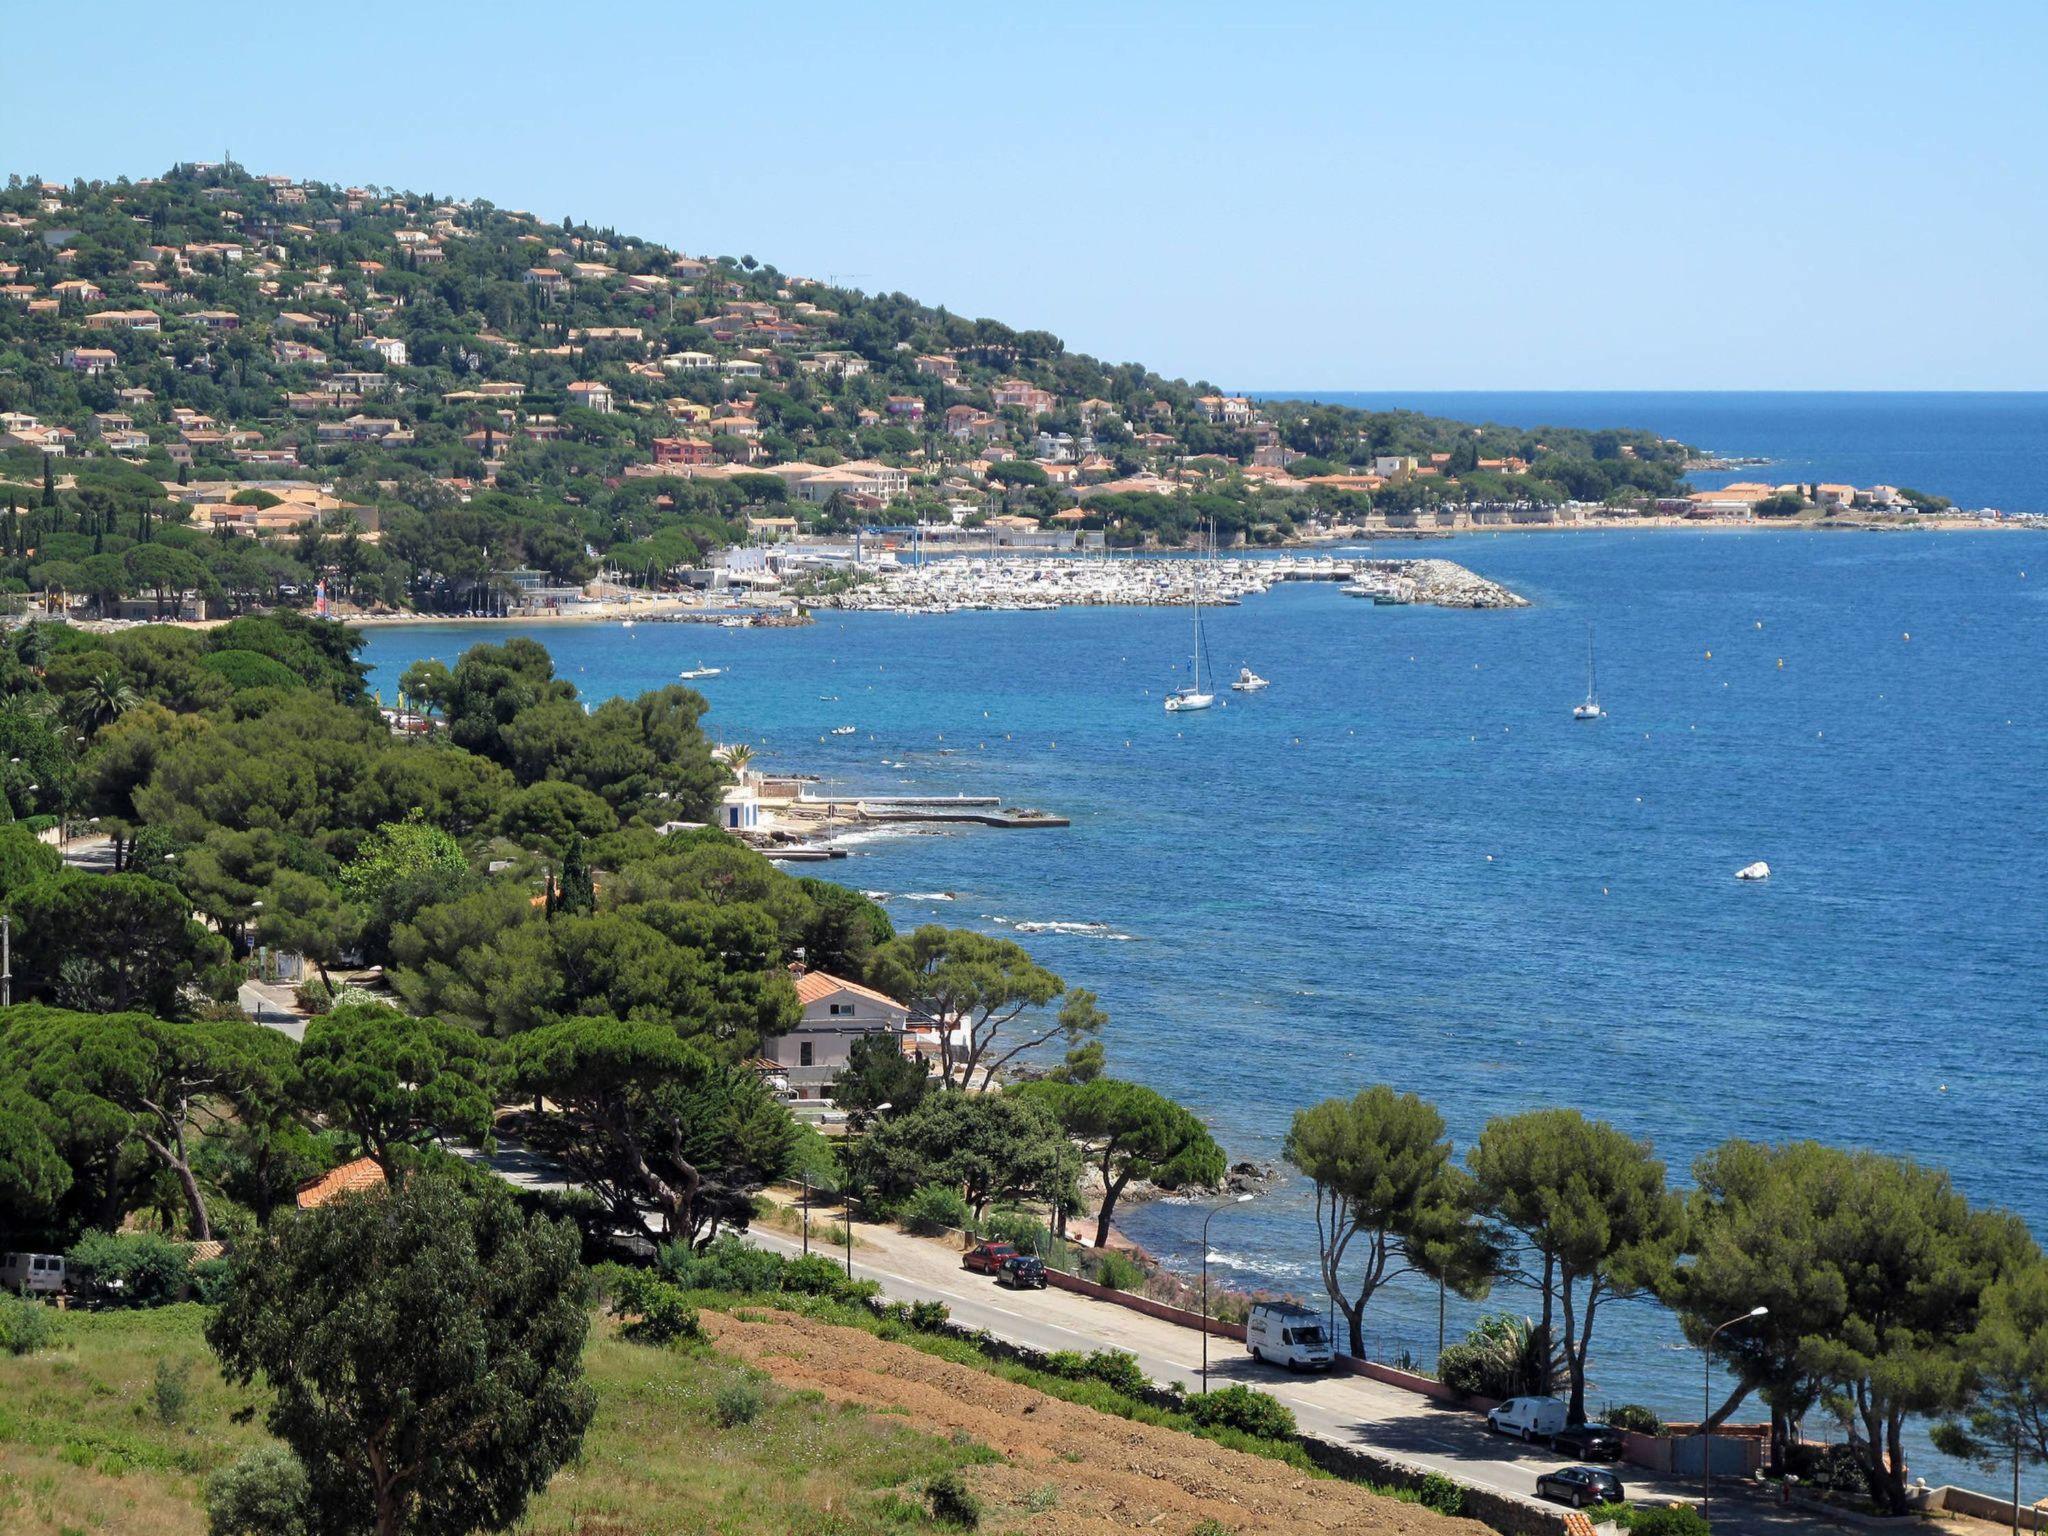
295, 1155, 387, 1209
763, 968, 911, 1099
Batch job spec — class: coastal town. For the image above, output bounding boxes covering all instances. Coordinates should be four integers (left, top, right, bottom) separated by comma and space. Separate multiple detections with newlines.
0, 154, 2044, 1536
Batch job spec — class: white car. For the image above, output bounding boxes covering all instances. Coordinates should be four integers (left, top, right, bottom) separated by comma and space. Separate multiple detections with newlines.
0, 1252, 66, 1295
1487, 1394, 1569, 1441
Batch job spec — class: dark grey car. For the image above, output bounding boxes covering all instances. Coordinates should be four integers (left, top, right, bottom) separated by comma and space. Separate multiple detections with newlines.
1535, 1465, 1625, 1508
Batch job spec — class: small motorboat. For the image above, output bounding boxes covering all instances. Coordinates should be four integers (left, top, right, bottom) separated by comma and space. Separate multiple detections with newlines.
678, 664, 723, 680
1231, 666, 1270, 692
830, 725, 857, 736
1735, 861, 1771, 881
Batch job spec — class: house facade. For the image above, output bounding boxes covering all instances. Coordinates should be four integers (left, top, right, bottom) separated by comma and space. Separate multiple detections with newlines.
760, 969, 911, 1098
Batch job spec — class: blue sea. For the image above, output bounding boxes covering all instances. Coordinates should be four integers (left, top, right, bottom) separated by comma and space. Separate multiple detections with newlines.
361, 395, 2048, 1487
1262, 390, 2048, 513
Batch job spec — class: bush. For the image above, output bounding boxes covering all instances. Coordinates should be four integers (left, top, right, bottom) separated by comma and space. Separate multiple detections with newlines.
659, 1233, 786, 1294
1416, 1472, 1465, 1517
206, 1443, 311, 1536
900, 1184, 974, 1237
1632, 1506, 1713, 1536
66, 1229, 190, 1306
1606, 1402, 1662, 1436
614, 1273, 701, 1345
295, 976, 332, 1015
1186, 1384, 1296, 1440
781, 1253, 850, 1296
152, 1357, 192, 1425
1043, 1350, 1087, 1379
910, 1299, 950, 1332
0, 1294, 53, 1356
1090, 1250, 1146, 1292
981, 1211, 1049, 1253
925, 1470, 982, 1528
713, 1378, 765, 1427
191, 1257, 235, 1305
1437, 1312, 1543, 1400
1082, 1348, 1147, 1397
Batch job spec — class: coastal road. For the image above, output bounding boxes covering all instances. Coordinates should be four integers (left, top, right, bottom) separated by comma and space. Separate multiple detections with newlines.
450, 1136, 1827, 1536
747, 1213, 1827, 1536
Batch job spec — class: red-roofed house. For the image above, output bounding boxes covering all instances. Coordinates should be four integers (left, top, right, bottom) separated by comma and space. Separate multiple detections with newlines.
764, 968, 911, 1098
295, 1156, 387, 1209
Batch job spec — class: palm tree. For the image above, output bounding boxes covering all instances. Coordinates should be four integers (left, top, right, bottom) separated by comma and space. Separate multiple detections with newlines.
73, 669, 140, 735
720, 742, 755, 780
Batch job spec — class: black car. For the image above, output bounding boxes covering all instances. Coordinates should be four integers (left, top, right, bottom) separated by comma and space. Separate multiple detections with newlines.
1535, 1466, 1625, 1509
1550, 1422, 1626, 1462
996, 1254, 1047, 1289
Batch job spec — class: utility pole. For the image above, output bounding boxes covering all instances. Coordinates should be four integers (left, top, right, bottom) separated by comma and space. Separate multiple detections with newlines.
3, 911, 11, 1007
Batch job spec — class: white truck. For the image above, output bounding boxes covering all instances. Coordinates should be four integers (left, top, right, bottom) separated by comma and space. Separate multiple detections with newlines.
1487, 1394, 1570, 1441
0, 1252, 66, 1295
1245, 1302, 1334, 1371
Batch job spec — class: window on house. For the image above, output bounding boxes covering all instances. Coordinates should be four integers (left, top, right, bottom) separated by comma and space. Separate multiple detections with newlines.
829, 1002, 854, 1016
799, 1042, 813, 1067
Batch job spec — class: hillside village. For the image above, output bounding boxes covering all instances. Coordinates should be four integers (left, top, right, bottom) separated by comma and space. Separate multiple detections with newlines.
0, 164, 1956, 621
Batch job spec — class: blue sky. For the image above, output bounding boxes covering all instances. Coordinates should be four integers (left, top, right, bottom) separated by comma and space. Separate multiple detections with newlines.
5, 0, 2042, 390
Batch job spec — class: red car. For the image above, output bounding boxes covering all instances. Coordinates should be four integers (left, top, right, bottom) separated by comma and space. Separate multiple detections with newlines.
961, 1242, 1019, 1275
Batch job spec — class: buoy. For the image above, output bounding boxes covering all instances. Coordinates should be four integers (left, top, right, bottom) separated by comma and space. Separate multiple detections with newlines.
1705, 650, 1712, 659
1903, 632, 1910, 641
1777, 658, 1784, 668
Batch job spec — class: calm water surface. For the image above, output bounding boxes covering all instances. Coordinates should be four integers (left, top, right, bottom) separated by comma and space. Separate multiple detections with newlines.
363, 528, 2048, 1480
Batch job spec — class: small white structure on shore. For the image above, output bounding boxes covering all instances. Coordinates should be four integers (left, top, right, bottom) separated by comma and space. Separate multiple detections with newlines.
758, 967, 910, 1099
1735, 861, 1771, 881
719, 783, 761, 832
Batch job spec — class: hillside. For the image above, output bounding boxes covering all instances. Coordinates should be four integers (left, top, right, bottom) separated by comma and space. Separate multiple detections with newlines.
0, 163, 1693, 616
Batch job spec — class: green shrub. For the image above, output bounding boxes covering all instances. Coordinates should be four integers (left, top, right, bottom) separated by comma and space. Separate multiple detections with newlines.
1090, 1249, 1146, 1292
1416, 1472, 1465, 1517
1606, 1402, 1662, 1436
295, 976, 332, 1015
900, 1183, 974, 1236
1082, 1349, 1147, 1397
152, 1357, 192, 1425
909, 1299, 950, 1332
1632, 1505, 1713, 1536
613, 1271, 701, 1344
66, 1229, 191, 1306
981, 1211, 1049, 1253
1043, 1350, 1087, 1379
660, 1233, 786, 1294
925, 1469, 981, 1528
1186, 1383, 1295, 1441
713, 1379, 765, 1427
781, 1254, 850, 1296
191, 1257, 235, 1305
205, 1443, 310, 1536
1437, 1313, 1543, 1399
0, 1294, 53, 1356
1189, 1524, 1236, 1536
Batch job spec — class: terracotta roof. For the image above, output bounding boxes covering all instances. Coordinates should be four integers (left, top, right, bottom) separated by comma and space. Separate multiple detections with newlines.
295, 1155, 387, 1209
793, 969, 906, 1012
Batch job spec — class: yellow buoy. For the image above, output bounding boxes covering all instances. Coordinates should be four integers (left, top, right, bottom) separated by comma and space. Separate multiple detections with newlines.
1778, 658, 1784, 668
1705, 650, 1712, 659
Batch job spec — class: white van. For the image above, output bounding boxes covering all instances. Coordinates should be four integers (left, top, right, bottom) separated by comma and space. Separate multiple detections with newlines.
0, 1252, 65, 1295
1246, 1302, 1334, 1371
1487, 1394, 1569, 1441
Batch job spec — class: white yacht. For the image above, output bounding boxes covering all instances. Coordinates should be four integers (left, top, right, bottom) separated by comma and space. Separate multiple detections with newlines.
1231, 666, 1270, 692
1573, 625, 1605, 720
678, 664, 722, 680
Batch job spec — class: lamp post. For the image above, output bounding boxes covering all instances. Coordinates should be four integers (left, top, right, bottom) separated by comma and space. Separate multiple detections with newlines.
843, 1102, 889, 1279
1200, 1193, 1253, 1394
1704, 1305, 1768, 1509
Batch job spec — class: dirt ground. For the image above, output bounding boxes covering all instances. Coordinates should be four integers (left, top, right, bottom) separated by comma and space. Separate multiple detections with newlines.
705, 1309, 1493, 1536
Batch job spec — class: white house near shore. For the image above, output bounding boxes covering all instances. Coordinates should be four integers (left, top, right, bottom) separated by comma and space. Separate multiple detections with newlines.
760, 968, 911, 1098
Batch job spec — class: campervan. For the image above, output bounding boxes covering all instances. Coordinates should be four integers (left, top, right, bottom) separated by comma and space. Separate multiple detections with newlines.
1245, 1302, 1333, 1370
0, 1252, 65, 1295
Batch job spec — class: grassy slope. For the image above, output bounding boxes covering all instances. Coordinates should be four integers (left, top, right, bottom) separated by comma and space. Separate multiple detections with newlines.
0, 1304, 989, 1536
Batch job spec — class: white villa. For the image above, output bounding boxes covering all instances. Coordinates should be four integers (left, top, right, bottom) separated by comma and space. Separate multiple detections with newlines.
761, 968, 912, 1098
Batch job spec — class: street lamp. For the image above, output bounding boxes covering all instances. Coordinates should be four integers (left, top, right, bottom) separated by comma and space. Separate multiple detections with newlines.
1704, 1305, 1768, 1508
844, 1102, 890, 1278
1200, 1193, 1254, 1394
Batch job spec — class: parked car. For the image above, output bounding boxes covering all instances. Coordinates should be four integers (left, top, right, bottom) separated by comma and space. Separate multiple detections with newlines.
1535, 1465, 1625, 1508
1245, 1301, 1334, 1371
1488, 1395, 1570, 1441
0, 1252, 65, 1295
961, 1241, 1019, 1275
996, 1254, 1046, 1290
1550, 1422, 1626, 1461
